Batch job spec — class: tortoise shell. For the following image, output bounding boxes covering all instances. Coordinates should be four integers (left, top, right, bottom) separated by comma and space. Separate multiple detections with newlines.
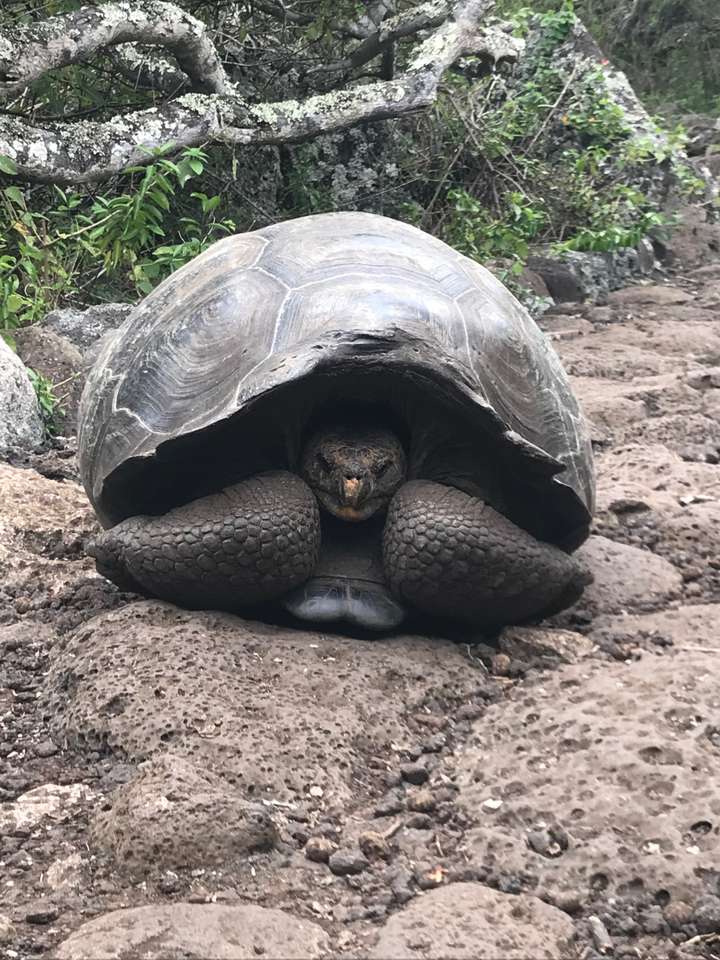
78, 212, 594, 545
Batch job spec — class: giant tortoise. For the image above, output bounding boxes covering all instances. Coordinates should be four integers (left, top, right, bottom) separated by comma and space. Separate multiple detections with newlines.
78, 212, 594, 631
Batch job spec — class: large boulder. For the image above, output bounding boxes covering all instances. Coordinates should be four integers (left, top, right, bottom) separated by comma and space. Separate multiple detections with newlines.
527, 244, 654, 305
368, 883, 576, 960
455, 650, 720, 907
41, 303, 133, 353
43, 599, 493, 874
91, 753, 278, 875
0, 336, 44, 456
54, 903, 329, 960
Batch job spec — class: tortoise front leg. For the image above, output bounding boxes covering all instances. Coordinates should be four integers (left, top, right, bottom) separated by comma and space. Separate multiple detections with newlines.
89, 471, 320, 610
383, 480, 591, 629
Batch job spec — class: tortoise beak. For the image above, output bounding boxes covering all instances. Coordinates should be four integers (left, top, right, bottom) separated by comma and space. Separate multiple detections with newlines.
340, 476, 370, 507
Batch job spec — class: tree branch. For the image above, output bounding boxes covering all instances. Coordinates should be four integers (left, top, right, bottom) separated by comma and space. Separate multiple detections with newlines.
0, 0, 234, 98
307, 0, 452, 77
0, 0, 522, 184
108, 43, 190, 95
250, 0, 394, 40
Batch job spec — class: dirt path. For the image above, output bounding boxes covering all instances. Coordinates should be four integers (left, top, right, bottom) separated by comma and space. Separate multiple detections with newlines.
1, 263, 719, 959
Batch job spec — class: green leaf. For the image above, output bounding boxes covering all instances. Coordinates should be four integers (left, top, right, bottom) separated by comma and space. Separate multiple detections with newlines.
4, 186, 24, 204
0, 155, 18, 175
6, 293, 26, 313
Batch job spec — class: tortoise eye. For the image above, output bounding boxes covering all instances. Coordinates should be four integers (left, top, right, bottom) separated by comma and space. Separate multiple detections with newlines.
316, 452, 333, 472
376, 458, 391, 477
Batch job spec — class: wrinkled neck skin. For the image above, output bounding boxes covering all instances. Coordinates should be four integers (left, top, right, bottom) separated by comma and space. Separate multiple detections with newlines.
300, 413, 407, 523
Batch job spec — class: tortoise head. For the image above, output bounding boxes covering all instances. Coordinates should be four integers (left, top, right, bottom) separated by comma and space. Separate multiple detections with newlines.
301, 416, 407, 522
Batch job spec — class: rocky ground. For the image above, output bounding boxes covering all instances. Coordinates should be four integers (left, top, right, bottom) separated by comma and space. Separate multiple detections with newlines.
1, 255, 720, 959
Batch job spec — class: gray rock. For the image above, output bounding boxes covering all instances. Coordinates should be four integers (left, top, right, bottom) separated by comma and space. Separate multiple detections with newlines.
328, 847, 369, 875
499, 625, 593, 664
370, 882, 575, 959
607, 284, 694, 308
25, 900, 59, 924
44, 601, 483, 812
693, 896, 720, 934
54, 903, 329, 959
455, 651, 720, 904
304, 836, 337, 863
653, 202, 720, 270
575, 535, 682, 616
91, 753, 277, 877
0, 783, 93, 835
527, 246, 650, 305
0, 336, 44, 454
687, 367, 720, 391
42, 303, 133, 352
400, 762, 429, 785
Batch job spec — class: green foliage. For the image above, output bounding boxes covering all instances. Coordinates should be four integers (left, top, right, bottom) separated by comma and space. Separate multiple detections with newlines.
0, 146, 236, 336
443, 188, 546, 263
27, 367, 60, 435
394, 0, 691, 272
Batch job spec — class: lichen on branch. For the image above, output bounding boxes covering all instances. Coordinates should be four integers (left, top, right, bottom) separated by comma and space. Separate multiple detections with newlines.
0, 0, 522, 184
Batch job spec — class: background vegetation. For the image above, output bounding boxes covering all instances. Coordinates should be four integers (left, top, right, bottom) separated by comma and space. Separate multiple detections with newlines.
0, 0, 716, 350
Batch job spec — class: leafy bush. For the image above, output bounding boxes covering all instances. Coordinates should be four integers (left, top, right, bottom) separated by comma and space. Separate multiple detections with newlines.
0, 146, 236, 341
392, 0, 704, 271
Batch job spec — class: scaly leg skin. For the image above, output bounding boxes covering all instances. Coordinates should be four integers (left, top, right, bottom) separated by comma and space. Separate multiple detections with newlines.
383, 480, 591, 629
89, 471, 320, 610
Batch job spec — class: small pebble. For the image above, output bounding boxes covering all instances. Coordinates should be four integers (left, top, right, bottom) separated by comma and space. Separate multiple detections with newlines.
617, 916, 639, 936
407, 789, 436, 813
527, 826, 567, 858
358, 831, 391, 860
390, 868, 414, 904
157, 871, 182, 894
491, 653, 512, 676
456, 703, 483, 721
188, 889, 210, 904
415, 867, 445, 890
554, 891, 582, 915
405, 813, 433, 830
639, 904, 666, 935
34, 740, 58, 759
663, 899, 693, 928
693, 896, 720, 934
304, 836, 337, 864
421, 733, 447, 753
25, 901, 58, 925
328, 847, 369, 876
290, 825, 309, 845
588, 914, 613, 955
400, 762, 429, 786
374, 791, 404, 818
